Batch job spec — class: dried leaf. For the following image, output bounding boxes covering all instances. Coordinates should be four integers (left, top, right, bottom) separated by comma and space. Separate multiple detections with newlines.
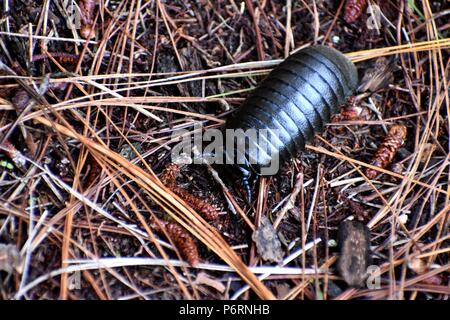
194, 272, 226, 293
252, 216, 283, 263
337, 220, 372, 287
358, 57, 397, 92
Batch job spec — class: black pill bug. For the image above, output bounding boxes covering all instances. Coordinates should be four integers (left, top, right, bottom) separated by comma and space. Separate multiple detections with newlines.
225, 45, 359, 197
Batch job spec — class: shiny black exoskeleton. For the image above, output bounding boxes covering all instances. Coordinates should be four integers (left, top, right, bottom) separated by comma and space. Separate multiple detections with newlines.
225, 45, 359, 200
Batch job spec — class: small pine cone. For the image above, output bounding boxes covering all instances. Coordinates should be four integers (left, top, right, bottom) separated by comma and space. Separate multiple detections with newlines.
365, 125, 407, 179
160, 163, 219, 221
344, 0, 368, 24
150, 217, 200, 266
171, 186, 219, 221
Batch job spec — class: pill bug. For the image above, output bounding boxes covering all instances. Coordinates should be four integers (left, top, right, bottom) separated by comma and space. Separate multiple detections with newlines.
337, 220, 372, 287
224, 45, 359, 196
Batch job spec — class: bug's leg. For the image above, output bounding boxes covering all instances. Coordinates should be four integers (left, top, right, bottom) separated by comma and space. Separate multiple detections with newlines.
237, 165, 252, 203
242, 175, 252, 203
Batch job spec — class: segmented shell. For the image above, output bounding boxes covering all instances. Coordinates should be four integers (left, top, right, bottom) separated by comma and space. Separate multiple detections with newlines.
225, 45, 359, 175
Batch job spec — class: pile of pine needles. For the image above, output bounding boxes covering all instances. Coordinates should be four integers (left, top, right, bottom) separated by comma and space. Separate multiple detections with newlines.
0, 0, 448, 300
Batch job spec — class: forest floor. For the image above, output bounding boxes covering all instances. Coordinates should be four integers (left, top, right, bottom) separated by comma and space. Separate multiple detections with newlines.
0, 0, 449, 300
